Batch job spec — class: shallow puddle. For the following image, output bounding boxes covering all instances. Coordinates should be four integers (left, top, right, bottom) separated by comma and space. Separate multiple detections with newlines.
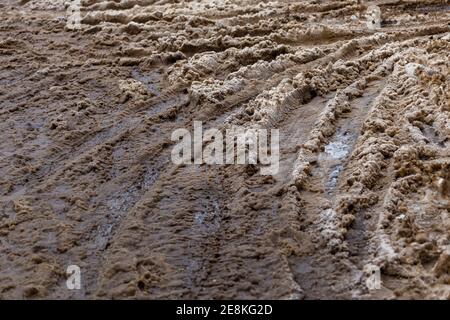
319, 130, 356, 195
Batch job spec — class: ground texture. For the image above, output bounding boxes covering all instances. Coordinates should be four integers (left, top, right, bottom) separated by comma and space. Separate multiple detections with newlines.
0, 0, 449, 299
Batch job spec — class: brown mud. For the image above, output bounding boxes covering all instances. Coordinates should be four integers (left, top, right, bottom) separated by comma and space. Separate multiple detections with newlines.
0, 0, 449, 299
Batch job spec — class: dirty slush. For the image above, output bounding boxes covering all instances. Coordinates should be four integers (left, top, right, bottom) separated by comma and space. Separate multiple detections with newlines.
0, 0, 449, 300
